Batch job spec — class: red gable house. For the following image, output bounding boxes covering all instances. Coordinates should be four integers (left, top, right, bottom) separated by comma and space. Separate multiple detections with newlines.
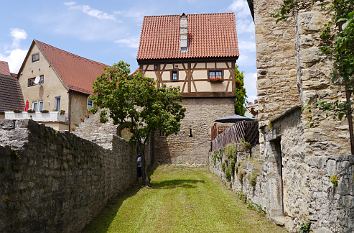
137, 13, 239, 165
15, 40, 107, 131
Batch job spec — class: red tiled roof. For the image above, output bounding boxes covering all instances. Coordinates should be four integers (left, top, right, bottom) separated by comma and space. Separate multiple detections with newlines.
34, 40, 107, 94
0, 61, 11, 77
0, 61, 24, 111
137, 13, 239, 61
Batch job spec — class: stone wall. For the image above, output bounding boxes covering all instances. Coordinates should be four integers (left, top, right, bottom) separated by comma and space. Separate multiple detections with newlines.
210, 110, 354, 232
296, 1, 351, 156
73, 111, 116, 149
0, 120, 138, 233
252, 0, 354, 231
254, 0, 300, 128
154, 97, 234, 165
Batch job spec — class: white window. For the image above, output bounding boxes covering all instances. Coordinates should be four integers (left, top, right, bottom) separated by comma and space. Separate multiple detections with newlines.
171, 70, 179, 81
55, 96, 61, 111
87, 99, 93, 109
38, 101, 43, 111
32, 101, 38, 112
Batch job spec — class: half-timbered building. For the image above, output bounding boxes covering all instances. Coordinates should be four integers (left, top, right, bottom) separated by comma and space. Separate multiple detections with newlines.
137, 12, 239, 165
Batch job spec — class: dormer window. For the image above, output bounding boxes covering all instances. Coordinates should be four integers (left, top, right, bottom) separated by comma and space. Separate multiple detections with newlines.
32, 53, 40, 62
171, 70, 179, 81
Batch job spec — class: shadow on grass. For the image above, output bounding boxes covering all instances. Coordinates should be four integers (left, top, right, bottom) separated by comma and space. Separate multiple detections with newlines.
151, 179, 205, 189
82, 185, 140, 233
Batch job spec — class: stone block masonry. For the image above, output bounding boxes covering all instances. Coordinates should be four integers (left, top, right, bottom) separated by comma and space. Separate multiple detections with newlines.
0, 120, 137, 233
153, 98, 234, 166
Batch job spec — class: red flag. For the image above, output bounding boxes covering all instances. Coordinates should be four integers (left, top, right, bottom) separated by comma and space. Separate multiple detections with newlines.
24, 100, 29, 111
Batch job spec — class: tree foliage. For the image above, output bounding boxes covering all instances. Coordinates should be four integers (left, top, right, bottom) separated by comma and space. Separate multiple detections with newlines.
91, 61, 185, 145
235, 65, 247, 116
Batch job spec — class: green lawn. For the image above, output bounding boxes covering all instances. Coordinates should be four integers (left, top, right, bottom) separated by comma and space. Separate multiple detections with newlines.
83, 166, 286, 233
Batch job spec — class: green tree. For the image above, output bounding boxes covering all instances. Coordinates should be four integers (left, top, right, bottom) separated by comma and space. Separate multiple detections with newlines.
274, 0, 354, 154
235, 65, 247, 116
91, 61, 185, 184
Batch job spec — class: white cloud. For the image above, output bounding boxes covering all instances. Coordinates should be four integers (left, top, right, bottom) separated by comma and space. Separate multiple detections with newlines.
239, 40, 256, 52
0, 28, 28, 73
244, 72, 257, 102
0, 49, 27, 73
228, 0, 251, 19
10, 28, 27, 48
114, 37, 139, 48
64, 2, 116, 21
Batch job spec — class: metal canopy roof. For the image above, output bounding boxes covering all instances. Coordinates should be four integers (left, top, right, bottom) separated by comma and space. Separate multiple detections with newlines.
215, 114, 255, 123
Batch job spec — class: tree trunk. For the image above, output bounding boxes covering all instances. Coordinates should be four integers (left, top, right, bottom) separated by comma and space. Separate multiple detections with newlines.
345, 90, 354, 155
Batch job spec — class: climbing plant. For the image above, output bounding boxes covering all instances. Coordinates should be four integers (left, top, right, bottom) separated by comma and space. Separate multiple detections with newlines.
235, 65, 247, 116
274, 0, 354, 154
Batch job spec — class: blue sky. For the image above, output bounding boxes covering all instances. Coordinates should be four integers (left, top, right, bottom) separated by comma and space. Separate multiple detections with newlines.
0, 0, 257, 101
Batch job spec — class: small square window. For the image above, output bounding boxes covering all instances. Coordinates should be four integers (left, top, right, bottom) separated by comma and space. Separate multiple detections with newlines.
28, 78, 35, 87
87, 99, 93, 109
208, 70, 223, 82
171, 70, 179, 81
39, 75, 44, 84
32, 53, 40, 62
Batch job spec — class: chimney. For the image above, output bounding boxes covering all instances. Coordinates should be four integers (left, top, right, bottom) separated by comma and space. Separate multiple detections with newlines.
180, 13, 188, 52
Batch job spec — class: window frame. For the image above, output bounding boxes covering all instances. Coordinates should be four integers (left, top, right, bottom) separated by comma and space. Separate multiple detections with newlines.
28, 77, 35, 87
54, 96, 61, 111
38, 100, 44, 111
171, 70, 179, 81
87, 98, 93, 110
32, 101, 38, 112
39, 75, 44, 84
208, 70, 224, 82
32, 53, 40, 62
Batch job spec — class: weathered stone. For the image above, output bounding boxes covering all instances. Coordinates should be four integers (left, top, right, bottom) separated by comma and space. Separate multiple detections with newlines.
0, 120, 145, 233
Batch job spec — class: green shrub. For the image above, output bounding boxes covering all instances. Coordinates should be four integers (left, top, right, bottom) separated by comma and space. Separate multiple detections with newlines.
225, 143, 237, 159
299, 222, 311, 233
237, 192, 247, 203
230, 158, 236, 178
222, 162, 227, 173
225, 166, 232, 181
249, 171, 259, 188
247, 202, 266, 215
238, 168, 246, 184
240, 139, 252, 151
330, 175, 339, 187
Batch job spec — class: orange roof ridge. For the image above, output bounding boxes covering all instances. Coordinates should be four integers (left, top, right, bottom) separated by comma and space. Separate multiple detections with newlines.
33, 40, 107, 95
34, 39, 107, 66
137, 12, 239, 61
143, 12, 235, 18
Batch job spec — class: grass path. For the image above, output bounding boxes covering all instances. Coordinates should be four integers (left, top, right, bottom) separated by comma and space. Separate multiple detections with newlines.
83, 166, 286, 233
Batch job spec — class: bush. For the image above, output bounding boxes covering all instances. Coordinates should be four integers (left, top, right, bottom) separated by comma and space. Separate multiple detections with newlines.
299, 222, 311, 233
225, 166, 232, 181
249, 171, 259, 188
238, 168, 246, 184
41, 110, 49, 113
60, 110, 65, 115
225, 143, 237, 159
222, 162, 227, 173
330, 175, 339, 187
27, 109, 35, 113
